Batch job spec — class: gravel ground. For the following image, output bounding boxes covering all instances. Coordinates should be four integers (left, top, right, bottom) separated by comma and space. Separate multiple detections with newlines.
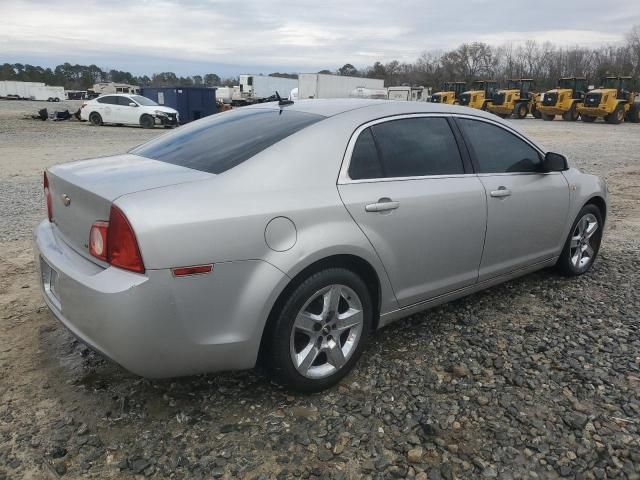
0, 100, 639, 479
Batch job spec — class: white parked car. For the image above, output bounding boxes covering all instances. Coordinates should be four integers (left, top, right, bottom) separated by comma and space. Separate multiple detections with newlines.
80, 93, 179, 128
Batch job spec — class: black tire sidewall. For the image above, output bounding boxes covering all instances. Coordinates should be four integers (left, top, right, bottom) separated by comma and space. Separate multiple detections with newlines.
267, 268, 373, 392
557, 204, 603, 276
140, 115, 154, 128
89, 112, 102, 126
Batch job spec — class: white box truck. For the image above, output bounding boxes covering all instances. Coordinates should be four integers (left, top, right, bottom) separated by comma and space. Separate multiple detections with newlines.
298, 74, 384, 99
29, 86, 66, 102
238, 75, 298, 103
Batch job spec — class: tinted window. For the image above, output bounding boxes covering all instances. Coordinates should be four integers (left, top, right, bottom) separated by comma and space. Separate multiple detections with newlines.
459, 119, 541, 173
369, 117, 463, 178
349, 128, 383, 180
97, 96, 117, 104
131, 108, 323, 174
117, 96, 134, 106
131, 95, 158, 106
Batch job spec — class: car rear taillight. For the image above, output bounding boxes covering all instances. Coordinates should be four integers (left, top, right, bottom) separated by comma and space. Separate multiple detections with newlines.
89, 206, 145, 273
44, 172, 52, 221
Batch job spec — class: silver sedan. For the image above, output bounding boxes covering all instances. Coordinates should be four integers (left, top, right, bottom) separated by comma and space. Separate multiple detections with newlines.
34, 99, 607, 391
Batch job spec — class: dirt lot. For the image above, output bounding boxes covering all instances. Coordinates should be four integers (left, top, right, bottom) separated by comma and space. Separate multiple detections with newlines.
0, 100, 638, 479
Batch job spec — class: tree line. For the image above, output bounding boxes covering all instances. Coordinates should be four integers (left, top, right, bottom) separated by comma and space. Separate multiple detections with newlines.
346, 25, 640, 91
2, 25, 639, 91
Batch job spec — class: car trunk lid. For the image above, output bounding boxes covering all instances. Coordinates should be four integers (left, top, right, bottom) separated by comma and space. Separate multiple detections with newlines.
47, 153, 212, 260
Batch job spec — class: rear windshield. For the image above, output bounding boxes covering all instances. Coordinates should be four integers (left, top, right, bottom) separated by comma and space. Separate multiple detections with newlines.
131, 108, 324, 174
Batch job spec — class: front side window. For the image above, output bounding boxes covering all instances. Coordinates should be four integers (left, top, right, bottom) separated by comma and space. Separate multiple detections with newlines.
131, 108, 323, 174
117, 96, 134, 106
458, 119, 541, 173
131, 95, 158, 106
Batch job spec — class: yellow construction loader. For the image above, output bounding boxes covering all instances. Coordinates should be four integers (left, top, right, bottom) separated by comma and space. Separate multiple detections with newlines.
488, 79, 541, 119
577, 76, 639, 124
458, 80, 498, 110
429, 82, 466, 104
538, 77, 588, 121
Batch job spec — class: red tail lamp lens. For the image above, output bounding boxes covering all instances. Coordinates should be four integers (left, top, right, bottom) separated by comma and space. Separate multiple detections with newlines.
107, 206, 145, 273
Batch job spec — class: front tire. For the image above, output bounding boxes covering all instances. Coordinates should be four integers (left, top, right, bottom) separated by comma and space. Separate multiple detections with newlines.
605, 104, 625, 124
542, 113, 555, 121
581, 114, 596, 123
266, 268, 373, 392
140, 114, 155, 129
556, 205, 603, 276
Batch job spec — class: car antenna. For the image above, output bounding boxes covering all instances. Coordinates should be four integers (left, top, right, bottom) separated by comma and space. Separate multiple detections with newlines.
276, 91, 294, 106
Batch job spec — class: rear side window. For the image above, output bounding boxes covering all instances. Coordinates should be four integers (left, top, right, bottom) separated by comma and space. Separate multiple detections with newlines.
349, 128, 383, 180
131, 109, 324, 174
458, 119, 541, 173
97, 96, 117, 104
372, 117, 463, 178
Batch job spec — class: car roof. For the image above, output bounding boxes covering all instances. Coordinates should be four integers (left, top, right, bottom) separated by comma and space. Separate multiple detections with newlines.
243, 98, 501, 121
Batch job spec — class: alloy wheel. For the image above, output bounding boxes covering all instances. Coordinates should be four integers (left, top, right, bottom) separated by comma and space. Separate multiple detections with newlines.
569, 213, 599, 269
289, 284, 363, 379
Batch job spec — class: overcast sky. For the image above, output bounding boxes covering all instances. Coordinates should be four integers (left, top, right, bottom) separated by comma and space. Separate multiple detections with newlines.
1, 0, 639, 77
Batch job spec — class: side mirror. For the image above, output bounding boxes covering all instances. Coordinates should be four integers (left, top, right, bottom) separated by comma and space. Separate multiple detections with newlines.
129, 102, 138, 107
542, 152, 568, 172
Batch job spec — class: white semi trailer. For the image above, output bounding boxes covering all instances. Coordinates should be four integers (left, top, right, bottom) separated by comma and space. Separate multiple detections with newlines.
298, 73, 384, 99
29, 86, 66, 102
0, 81, 45, 99
238, 75, 298, 103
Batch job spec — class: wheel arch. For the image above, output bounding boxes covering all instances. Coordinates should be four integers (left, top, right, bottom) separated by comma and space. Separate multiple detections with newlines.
585, 195, 607, 223
257, 253, 382, 364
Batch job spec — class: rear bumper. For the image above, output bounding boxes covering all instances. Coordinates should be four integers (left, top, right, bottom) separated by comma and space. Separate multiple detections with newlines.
33, 220, 287, 378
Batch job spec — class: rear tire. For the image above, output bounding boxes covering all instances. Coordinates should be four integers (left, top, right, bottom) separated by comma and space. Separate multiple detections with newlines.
140, 114, 154, 129
562, 102, 579, 121
89, 112, 103, 126
605, 104, 624, 124
556, 204, 603, 277
542, 113, 555, 121
581, 115, 596, 123
515, 102, 529, 119
626, 105, 640, 123
265, 268, 373, 392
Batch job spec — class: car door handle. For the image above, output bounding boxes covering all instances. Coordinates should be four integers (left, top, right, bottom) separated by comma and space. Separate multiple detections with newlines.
490, 187, 512, 198
365, 199, 400, 212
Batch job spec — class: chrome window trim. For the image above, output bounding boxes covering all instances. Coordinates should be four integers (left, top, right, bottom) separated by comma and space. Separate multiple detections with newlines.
450, 113, 547, 159
338, 113, 470, 185
338, 112, 553, 185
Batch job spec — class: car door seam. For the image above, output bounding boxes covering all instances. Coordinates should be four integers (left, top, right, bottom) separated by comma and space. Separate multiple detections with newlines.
335, 186, 400, 309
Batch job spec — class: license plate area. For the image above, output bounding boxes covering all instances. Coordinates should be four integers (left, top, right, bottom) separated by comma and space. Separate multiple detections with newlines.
40, 257, 61, 310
